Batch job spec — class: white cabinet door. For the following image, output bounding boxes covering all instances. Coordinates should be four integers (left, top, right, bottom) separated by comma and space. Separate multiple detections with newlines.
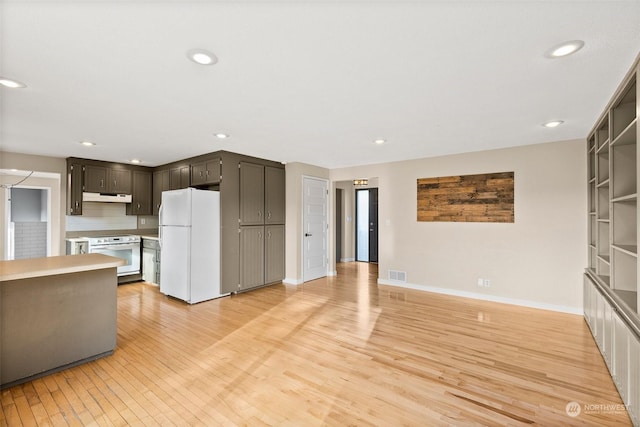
613, 311, 630, 403
629, 332, 640, 426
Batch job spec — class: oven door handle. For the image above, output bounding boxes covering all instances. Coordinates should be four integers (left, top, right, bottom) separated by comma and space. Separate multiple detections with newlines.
90, 243, 140, 251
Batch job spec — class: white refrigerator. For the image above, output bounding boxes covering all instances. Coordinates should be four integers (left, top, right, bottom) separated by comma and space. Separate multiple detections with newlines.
159, 188, 227, 303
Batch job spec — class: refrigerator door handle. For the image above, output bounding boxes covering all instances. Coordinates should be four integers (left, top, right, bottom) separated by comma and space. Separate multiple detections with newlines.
158, 204, 163, 249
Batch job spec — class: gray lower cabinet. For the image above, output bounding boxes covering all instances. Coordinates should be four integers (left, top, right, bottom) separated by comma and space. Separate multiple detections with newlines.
239, 224, 285, 290
142, 238, 161, 285
240, 226, 265, 290
265, 225, 285, 284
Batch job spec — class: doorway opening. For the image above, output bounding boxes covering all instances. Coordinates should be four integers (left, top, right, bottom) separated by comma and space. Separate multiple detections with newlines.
6, 187, 50, 260
355, 188, 378, 263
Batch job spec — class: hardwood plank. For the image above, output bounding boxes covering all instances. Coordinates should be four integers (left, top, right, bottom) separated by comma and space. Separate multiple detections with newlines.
0, 263, 631, 425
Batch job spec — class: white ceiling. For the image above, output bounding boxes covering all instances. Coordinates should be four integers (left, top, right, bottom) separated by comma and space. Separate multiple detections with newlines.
1, 1, 639, 169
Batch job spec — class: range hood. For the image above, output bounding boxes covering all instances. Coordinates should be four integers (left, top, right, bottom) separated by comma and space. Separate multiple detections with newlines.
83, 192, 132, 203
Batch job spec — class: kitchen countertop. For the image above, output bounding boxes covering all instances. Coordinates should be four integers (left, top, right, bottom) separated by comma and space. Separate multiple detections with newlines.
0, 254, 125, 282
140, 235, 159, 241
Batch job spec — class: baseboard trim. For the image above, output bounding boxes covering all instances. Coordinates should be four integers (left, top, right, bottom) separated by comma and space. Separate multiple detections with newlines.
283, 278, 303, 285
340, 258, 355, 262
377, 279, 582, 315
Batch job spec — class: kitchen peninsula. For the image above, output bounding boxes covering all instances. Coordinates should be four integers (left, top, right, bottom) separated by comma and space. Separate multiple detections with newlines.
0, 254, 124, 389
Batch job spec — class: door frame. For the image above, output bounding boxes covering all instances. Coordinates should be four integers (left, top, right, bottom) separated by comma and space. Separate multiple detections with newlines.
302, 175, 329, 282
355, 187, 378, 263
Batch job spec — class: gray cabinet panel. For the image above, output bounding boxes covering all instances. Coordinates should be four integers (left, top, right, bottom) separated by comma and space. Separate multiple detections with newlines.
110, 169, 132, 194
240, 226, 265, 290
127, 171, 152, 215
153, 169, 170, 215
191, 158, 220, 186
265, 225, 285, 284
84, 165, 131, 194
68, 163, 83, 215
265, 166, 285, 224
84, 165, 107, 193
170, 166, 190, 190
239, 162, 265, 225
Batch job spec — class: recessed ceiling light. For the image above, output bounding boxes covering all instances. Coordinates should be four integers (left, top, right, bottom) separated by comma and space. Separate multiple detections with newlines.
0, 78, 27, 88
131, 159, 141, 164
543, 120, 564, 128
187, 49, 218, 66
546, 40, 585, 58
373, 139, 386, 145
80, 141, 96, 146
214, 133, 229, 139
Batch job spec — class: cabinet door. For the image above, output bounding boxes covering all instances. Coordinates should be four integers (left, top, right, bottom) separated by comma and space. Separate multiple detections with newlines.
109, 169, 132, 194
239, 162, 265, 225
613, 312, 629, 402
240, 226, 265, 289
84, 165, 107, 193
170, 166, 190, 190
205, 158, 221, 184
153, 169, 170, 215
67, 163, 83, 215
265, 225, 285, 284
265, 166, 285, 224
191, 162, 207, 186
128, 171, 152, 215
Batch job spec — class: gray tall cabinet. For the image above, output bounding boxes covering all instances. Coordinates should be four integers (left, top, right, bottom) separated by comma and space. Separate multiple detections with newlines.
585, 54, 640, 426
238, 162, 285, 290
166, 151, 286, 295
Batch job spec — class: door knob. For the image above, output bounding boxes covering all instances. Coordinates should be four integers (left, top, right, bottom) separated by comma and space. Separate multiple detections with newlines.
305, 233, 312, 237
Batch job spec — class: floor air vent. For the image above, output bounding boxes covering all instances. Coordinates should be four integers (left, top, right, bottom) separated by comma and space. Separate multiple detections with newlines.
388, 270, 407, 283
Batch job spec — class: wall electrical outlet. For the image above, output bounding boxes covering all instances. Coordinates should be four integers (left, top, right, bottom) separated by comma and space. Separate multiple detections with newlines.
477, 278, 484, 287
484, 279, 490, 287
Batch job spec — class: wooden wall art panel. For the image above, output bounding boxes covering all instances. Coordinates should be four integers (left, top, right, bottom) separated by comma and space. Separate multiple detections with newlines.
417, 172, 514, 223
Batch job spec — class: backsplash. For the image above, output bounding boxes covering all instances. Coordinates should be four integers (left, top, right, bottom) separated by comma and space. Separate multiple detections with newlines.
13, 222, 47, 259
66, 202, 159, 236
66, 202, 136, 231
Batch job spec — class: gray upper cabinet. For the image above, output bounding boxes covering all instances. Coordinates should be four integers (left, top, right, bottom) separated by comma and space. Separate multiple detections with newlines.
265, 166, 285, 224
84, 165, 131, 194
170, 165, 190, 190
239, 162, 265, 225
152, 169, 170, 215
127, 171, 152, 215
67, 162, 83, 215
83, 165, 107, 193
191, 158, 221, 186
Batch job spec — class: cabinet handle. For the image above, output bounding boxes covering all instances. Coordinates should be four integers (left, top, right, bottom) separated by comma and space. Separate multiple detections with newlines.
258, 232, 262, 239
100, 179, 104, 188
75, 201, 79, 209
267, 211, 271, 219
206, 170, 210, 176
200, 171, 203, 178
137, 203, 140, 209
268, 231, 272, 239
258, 211, 262, 218
305, 233, 312, 237
114, 180, 117, 188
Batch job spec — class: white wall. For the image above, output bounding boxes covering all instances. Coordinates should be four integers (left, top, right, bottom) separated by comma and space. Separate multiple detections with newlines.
329, 139, 586, 313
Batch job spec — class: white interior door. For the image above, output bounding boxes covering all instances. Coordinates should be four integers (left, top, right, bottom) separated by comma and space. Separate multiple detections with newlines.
303, 177, 328, 282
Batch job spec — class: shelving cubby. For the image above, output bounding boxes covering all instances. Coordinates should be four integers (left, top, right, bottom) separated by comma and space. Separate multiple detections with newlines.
585, 56, 640, 426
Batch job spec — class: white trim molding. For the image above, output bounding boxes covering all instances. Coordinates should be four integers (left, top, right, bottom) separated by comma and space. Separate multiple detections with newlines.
283, 278, 304, 285
377, 279, 582, 315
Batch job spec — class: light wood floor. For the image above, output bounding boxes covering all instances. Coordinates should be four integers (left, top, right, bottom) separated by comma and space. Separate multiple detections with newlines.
1, 262, 631, 426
